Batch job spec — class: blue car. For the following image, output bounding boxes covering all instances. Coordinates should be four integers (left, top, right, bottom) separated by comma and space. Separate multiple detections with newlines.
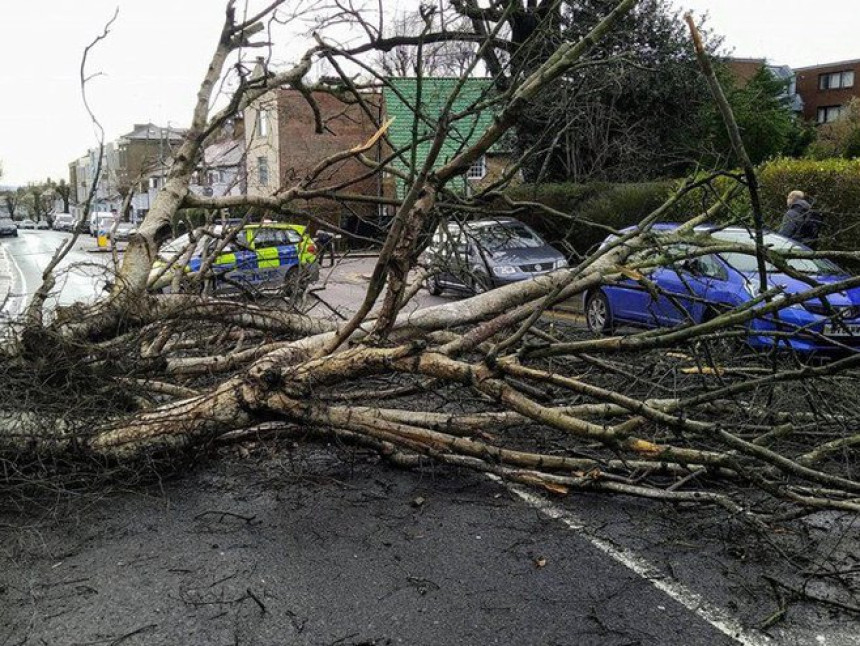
584, 224, 860, 354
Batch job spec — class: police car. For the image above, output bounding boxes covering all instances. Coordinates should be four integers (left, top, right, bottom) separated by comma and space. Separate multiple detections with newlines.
149, 222, 319, 296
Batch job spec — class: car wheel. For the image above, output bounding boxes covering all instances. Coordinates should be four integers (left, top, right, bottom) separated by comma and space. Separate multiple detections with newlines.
281, 267, 310, 297
426, 275, 443, 296
585, 290, 613, 334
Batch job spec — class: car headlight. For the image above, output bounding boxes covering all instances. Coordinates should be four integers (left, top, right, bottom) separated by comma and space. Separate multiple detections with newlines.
555, 258, 568, 269
492, 265, 517, 276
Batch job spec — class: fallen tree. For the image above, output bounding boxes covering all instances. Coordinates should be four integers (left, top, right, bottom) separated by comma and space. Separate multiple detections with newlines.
1, 0, 858, 531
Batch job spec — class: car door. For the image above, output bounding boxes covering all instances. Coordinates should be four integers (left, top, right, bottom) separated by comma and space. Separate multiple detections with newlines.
207, 234, 256, 291
250, 226, 295, 287
436, 227, 471, 289
651, 253, 730, 326
601, 246, 661, 325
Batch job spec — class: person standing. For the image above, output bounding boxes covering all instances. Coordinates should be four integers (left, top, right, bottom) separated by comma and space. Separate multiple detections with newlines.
779, 190, 823, 249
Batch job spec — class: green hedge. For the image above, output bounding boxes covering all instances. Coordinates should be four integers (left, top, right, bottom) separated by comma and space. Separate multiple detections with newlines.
505, 181, 674, 255
503, 159, 860, 256
670, 158, 860, 250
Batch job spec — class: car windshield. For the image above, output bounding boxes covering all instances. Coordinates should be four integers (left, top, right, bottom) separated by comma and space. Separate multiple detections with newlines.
469, 223, 544, 251
160, 225, 253, 259
710, 229, 842, 275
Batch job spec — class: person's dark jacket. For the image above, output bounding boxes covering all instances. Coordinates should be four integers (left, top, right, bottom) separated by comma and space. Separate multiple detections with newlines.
779, 199, 822, 248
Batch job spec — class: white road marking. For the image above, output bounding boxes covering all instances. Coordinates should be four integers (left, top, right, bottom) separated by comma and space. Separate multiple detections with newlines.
2, 243, 27, 320
499, 480, 774, 646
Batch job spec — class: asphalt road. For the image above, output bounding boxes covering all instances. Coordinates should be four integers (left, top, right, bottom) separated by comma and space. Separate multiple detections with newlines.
0, 229, 115, 319
1, 238, 856, 646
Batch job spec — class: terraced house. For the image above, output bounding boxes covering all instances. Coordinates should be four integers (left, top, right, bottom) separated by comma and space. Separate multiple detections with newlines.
380, 77, 514, 207
244, 73, 511, 242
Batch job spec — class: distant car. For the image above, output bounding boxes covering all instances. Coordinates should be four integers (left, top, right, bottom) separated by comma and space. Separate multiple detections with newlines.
149, 222, 319, 296
424, 217, 567, 295
18, 218, 36, 230
89, 211, 116, 236
52, 214, 76, 231
36, 219, 49, 230
0, 218, 17, 237
584, 224, 860, 354
109, 222, 136, 241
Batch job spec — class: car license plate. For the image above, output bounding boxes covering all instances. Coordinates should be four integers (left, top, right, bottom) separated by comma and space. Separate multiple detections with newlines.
824, 322, 860, 336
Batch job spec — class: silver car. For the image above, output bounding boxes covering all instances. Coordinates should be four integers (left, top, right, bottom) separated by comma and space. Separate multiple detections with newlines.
424, 218, 567, 295
0, 218, 17, 237
109, 222, 137, 241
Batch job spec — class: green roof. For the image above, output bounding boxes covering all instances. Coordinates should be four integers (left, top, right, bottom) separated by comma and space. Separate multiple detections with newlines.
382, 77, 502, 197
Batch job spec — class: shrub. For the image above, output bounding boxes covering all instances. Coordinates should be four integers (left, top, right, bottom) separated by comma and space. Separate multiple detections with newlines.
506, 159, 860, 257
665, 158, 860, 251
505, 181, 673, 255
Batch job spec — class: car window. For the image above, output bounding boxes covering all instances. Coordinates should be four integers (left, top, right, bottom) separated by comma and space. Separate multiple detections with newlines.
696, 254, 728, 280
251, 227, 298, 249
469, 224, 544, 251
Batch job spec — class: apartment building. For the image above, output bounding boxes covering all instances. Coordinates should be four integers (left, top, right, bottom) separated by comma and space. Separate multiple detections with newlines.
794, 59, 860, 124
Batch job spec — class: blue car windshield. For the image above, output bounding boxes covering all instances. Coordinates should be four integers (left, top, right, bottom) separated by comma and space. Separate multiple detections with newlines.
711, 230, 842, 275
470, 224, 544, 251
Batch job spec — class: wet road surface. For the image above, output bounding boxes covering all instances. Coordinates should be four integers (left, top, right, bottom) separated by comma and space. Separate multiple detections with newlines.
0, 230, 115, 319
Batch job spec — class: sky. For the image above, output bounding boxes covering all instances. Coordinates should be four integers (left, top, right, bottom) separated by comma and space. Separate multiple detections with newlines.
1, 0, 859, 187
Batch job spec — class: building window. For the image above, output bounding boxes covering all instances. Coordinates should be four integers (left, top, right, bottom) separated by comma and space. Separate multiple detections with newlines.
818, 70, 855, 90
257, 110, 269, 137
257, 157, 269, 186
817, 105, 844, 124
467, 155, 487, 180
207, 170, 223, 185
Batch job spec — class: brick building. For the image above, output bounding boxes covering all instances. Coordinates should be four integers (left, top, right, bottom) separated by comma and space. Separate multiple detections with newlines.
794, 59, 860, 123
725, 58, 804, 113
245, 87, 384, 231
244, 72, 513, 243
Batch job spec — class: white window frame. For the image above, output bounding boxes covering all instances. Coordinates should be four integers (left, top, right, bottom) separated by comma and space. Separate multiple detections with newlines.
466, 155, 487, 180
819, 70, 855, 90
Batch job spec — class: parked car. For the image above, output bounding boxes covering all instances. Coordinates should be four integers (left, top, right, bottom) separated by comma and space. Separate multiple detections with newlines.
36, 219, 49, 229
89, 211, 116, 236
52, 213, 76, 231
109, 221, 136, 241
584, 224, 860, 354
17, 218, 36, 230
0, 218, 18, 237
424, 217, 567, 295
150, 222, 319, 295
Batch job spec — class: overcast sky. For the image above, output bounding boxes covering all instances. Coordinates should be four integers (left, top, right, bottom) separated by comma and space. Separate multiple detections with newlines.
1, 0, 859, 186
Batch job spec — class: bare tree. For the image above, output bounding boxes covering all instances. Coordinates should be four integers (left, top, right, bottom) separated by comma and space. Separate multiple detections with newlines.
376, 5, 480, 78
0, 0, 858, 542
55, 178, 72, 213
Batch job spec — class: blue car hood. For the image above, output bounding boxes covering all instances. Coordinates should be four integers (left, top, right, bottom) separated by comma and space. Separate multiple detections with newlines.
742, 272, 860, 307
